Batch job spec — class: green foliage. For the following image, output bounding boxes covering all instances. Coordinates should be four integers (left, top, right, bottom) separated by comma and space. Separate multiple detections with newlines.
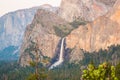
82, 45, 120, 66
0, 60, 120, 80
26, 71, 48, 80
1, 45, 120, 80
26, 74, 37, 80
47, 62, 81, 80
29, 61, 36, 67
0, 61, 34, 80
54, 20, 87, 37
26, 41, 48, 80
82, 62, 118, 80
115, 62, 120, 79
70, 20, 87, 28
54, 25, 73, 37
0, 46, 18, 60
26, 63, 48, 80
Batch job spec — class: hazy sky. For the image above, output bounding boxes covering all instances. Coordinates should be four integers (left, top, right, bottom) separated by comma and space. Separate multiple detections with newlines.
0, 0, 61, 17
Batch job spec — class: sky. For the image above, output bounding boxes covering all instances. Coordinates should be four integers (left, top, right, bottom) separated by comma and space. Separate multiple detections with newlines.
0, 0, 61, 17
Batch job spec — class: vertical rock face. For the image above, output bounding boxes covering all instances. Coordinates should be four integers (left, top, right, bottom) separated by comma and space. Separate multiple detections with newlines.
66, 0, 120, 53
59, 0, 116, 22
19, 9, 73, 66
0, 5, 58, 60
96, 0, 116, 7
0, 8, 37, 51
0, 8, 38, 60
65, 0, 120, 62
19, 0, 120, 65
0, 5, 58, 51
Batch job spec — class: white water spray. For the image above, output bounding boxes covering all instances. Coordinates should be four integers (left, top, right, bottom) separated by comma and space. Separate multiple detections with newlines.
49, 38, 65, 69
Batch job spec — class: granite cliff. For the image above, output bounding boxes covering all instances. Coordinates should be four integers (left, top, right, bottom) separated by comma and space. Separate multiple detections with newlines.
19, 9, 73, 66
66, 0, 120, 62
19, 0, 120, 66
59, 0, 116, 22
0, 7, 37, 60
0, 5, 58, 60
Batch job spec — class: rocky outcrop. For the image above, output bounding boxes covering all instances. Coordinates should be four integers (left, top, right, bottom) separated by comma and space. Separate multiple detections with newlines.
66, 0, 120, 53
96, 0, 116, 7
0, 7, 38, 60
59, 0, 117, 22
0, 5, 58, 50
0, 5, 58, 60
19, 9, 73, 66
0, 8, 37, 51
19, 0, 120, 65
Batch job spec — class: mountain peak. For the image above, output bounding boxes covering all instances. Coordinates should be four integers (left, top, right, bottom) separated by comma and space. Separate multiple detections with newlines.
59, 0, 117, 22
41, 4, 53, 8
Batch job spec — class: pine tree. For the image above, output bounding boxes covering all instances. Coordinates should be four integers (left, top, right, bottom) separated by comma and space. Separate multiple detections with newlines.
26, 40, 47, 80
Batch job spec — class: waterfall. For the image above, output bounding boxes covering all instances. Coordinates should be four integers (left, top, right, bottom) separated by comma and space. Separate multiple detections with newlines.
49, 38, 65, 69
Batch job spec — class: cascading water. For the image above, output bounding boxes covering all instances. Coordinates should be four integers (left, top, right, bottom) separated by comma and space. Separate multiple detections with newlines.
49, 38, 65, 69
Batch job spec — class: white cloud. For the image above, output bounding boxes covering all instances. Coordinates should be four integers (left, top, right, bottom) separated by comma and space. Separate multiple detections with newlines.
0, 0, 61, 17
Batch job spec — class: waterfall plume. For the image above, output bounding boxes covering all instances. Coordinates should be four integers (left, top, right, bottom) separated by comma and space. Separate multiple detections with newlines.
49, 38, 65, 69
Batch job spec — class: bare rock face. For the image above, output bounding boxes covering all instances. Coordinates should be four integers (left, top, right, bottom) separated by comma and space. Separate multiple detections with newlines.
59, 0, 116, 22
0, 7, 37, 51
19, 9, 73, 66
19, 0, 120, 65
66, 0, 120, 53
96, 0, 116, 7
69, 46, 84, 63
0, 5, 58, 60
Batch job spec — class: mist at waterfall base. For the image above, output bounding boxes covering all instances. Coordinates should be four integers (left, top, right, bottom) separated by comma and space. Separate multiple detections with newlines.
49, 38, 65, 69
